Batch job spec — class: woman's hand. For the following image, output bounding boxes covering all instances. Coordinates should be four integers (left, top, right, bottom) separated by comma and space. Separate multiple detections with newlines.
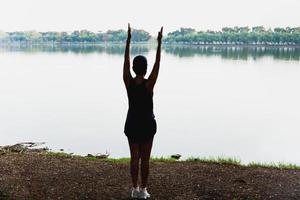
123, 23, 132, 88
147, 26, 163, 92
157, 26, 163, 43
127, 23, 131, 42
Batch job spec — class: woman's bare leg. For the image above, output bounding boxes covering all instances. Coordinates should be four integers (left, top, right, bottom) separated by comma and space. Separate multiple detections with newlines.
128, 140, 140, 188
140, 137, 154, 188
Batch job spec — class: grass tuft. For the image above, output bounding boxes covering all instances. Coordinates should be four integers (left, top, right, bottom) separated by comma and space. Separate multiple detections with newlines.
248, 161, 300, 170
150, 156, 178, 162
103, 157, 130, 163
44, 152, 72, 157
186, 156, 241, 165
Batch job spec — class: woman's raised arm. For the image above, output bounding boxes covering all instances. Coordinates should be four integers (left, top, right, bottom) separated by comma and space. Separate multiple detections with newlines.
123, 23, 133, 88
147, 27, 163, 91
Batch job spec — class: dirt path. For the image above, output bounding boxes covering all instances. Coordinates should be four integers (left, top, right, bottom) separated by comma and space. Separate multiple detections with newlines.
0, 153, 299, 200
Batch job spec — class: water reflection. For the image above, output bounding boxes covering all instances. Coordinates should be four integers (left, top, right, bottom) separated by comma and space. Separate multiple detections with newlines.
163, 46, 300, 60
0, 44, 299, 60
0, 44, 149, 55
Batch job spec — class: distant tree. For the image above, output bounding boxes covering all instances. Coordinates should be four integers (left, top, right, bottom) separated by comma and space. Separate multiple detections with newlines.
252, 26, 266, 33
131, 29, 151, 42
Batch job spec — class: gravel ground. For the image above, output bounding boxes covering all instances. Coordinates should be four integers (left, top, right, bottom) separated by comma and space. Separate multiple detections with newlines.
0, 153, 299, 200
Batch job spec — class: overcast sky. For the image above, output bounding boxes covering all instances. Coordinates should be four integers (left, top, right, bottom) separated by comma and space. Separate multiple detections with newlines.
0, 0, 299, 35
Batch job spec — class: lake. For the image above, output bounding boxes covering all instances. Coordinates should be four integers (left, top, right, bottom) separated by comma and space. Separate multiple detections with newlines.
0, 44, 299, 164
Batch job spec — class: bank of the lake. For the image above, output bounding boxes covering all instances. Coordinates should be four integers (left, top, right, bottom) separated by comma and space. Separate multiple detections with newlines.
0, 152, 299, 200
1, 41, 300, 48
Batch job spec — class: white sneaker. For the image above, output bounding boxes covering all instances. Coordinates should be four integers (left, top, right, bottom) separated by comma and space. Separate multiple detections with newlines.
139, 187, 150, 199
131, 186, 140, 198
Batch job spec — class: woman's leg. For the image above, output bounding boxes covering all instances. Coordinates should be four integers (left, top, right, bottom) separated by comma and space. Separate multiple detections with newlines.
128, 139, 140, 188
140, 137, 154, 188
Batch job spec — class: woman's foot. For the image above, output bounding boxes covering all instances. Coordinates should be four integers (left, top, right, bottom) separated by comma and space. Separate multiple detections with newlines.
131, 186, 140, 198
139, 187, 150, 199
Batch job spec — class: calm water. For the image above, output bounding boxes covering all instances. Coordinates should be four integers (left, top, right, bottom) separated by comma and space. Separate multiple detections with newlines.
0, 45, 299, 164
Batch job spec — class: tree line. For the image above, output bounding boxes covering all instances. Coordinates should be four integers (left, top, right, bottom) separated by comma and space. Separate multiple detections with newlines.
0, 29, 151, 43
0, 26, 300, 45
165, 26, 300, 45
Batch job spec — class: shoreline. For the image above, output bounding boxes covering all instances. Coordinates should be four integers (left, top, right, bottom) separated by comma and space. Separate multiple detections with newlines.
0, 42, 300, 48
1, 143, 299, 170
49, 151, 300, 170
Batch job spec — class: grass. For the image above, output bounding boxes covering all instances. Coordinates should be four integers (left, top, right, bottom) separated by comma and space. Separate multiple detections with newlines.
248, 161, 300, 170
103, 157, 131, 163
186, 156, 300, 170
186, 156, 241, 165
150, 156, 178, 162
44, 152, 178, 163
43, 151, 300, 170
44, 151, 72, 157
102, 156, 177, 163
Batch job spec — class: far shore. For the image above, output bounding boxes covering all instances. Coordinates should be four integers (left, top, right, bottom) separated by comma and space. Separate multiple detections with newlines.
0, 41, 300, 48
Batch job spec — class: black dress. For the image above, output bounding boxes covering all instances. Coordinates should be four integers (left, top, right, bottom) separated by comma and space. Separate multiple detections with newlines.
124, 78, 157, 143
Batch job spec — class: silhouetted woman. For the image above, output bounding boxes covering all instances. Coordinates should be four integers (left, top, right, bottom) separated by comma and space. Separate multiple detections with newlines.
123, 23, 163, 199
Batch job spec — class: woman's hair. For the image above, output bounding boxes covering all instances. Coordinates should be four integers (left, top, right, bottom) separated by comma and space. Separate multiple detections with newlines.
133, 55, 147, 75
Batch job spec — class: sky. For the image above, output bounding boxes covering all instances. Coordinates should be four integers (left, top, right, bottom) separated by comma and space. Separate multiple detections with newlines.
0, 0, 299, 35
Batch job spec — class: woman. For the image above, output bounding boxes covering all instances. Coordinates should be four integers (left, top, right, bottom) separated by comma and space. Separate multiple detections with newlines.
123, 23, 162, 199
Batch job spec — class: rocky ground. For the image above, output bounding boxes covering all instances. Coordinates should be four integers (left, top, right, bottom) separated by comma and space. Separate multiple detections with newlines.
0, 152, 299, 200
